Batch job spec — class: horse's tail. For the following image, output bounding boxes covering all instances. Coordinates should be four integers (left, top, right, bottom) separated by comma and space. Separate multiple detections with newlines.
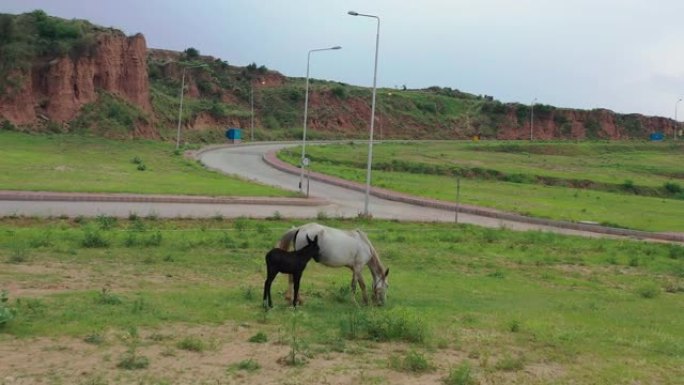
355, 229, 385, 274
277, 227, 300, 250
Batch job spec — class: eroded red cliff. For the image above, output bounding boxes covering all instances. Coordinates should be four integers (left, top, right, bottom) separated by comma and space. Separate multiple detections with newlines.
0, 31, 151, 126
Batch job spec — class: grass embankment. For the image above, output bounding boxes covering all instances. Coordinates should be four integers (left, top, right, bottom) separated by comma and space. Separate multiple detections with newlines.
1, 218, 683, 383
0, 131, 293, 197
278, 141, 684, 232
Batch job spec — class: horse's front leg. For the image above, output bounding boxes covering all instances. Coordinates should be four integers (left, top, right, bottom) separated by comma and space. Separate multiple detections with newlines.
356, 270, 369, 305
292, 272, 302, 308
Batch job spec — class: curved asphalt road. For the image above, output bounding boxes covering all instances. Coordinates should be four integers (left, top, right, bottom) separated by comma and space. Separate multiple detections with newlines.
198, 143, 626, 239
2, 142, 681, 242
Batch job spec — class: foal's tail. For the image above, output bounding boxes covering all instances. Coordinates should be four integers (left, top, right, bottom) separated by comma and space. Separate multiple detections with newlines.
277, 227, 300, 250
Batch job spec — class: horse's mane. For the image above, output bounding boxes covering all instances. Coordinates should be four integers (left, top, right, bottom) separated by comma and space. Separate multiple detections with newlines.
354, 229, 386, 277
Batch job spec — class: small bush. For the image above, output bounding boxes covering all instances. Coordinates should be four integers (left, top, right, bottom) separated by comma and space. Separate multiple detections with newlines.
131, 156, 143, 164
664, 181, 682, 194
82, 227, 109, 248
444, 362, 477, 385
495, 354, 525, 371
389, 350, 433, 373
365, 307, 428, 343
636, 283, 660, 299
136, 163, 146, 171
84, 333, 105, 345
177, 336, 205, 352
248, 331, 268, 343
117, 351, 150, 370
96, 214, 117, 230
8, 247, 28, 264
230, 359, 261, 372
95, 288, 122, 305
0, 290, 17, 327
668, 244, 684, 260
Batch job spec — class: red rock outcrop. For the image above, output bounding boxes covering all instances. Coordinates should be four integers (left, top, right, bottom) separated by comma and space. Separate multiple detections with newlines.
0, 32, 151, 126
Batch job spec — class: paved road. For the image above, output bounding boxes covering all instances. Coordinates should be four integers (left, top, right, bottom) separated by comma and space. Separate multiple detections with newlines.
197, 143, 623, 238
2, 142, 681, 242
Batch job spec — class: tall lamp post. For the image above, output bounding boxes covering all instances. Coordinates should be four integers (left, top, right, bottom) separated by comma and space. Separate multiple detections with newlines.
176, 62, 207, 150
348, 10, 380, 217
299, 45, 342, 192
675, 98, 682, 140
530, 97, 537, 141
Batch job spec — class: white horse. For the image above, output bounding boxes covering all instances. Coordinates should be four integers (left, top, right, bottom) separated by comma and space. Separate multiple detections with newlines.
277, 223, 389, 305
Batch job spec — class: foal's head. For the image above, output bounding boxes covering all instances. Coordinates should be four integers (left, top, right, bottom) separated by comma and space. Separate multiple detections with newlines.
300, 234, 320, 261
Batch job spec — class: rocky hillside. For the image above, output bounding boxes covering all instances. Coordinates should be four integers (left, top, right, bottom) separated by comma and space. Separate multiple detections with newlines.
0, 11, 677, 141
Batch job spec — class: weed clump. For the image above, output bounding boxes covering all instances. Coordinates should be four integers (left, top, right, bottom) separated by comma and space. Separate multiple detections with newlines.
444, 362, 477, 385
177, 336, 205, 352
389, 350, 433, 373
248, 331, 268, 343
117, 350, 149, 370
0, 290, 17, 327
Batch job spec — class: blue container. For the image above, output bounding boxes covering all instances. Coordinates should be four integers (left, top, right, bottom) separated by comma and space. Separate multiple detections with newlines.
226, 128, 242, 140
649, 132, 664, 141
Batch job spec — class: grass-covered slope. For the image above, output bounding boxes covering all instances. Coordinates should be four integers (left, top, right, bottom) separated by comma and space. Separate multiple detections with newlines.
278, 141, 684, 232
0, 131, 294, 197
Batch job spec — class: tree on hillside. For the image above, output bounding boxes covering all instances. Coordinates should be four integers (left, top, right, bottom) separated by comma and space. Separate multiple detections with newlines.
184, 47, 199, 59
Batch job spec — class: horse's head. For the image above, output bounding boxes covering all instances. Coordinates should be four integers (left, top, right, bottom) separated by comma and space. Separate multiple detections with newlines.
373, 268, 389, 306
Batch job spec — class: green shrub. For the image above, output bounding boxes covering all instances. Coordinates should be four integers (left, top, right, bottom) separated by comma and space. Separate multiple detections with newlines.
0, 290, 17, 327
95, 288, 122, 305
636, 283, 660, 299
177, 336, 205, 352
331, 86, 348, 99
82, 226, 109, 248
248, 332, 268, 343
96, 214, 117, 230
230, 359, 261, 372
389, 350, 433, 373
444, 362, 477, 385
664, 181, 682, 194
184, 47, 199, 59
495, 354, 525, 371
117, 350, 149, 370
365, 307, 428, 343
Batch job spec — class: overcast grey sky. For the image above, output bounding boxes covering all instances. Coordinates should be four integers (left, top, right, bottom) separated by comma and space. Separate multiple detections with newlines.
4, 0, 684, 118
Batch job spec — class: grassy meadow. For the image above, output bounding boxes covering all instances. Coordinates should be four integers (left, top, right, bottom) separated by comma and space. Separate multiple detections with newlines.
1, 217, 683, 384
0, 131, 294, 197
278, 141, 684, 232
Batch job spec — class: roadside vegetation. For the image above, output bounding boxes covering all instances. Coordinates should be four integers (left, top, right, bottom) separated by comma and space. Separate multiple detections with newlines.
1, 217, 682, 383
0, 131, 294, 197
278, 141, 684, 232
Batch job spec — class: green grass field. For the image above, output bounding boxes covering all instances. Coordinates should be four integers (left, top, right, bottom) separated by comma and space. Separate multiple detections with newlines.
1, 218, 682, 384
0, 131, 294, 197
278, 141, 684, 232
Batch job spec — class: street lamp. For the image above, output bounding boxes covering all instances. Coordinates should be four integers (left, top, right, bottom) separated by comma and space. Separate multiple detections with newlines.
530, 97, 537, 141
348, 10, 380, 217
299, 45, 342, 193
675, 98, 682, 140
176, 62, 208, 150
